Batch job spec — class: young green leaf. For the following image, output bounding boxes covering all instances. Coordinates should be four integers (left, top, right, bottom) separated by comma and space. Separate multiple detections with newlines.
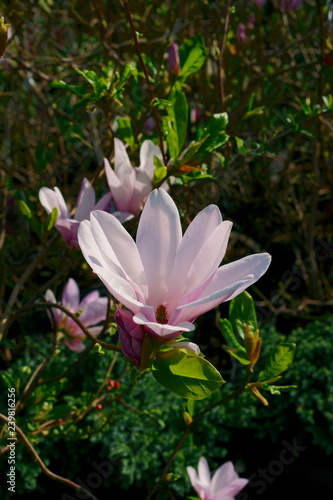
220, 318, 246, 353
170, 83, 188, 152
46, 206, 58, 232
49, 81, 87, 97
258, 343, 296, 382
17, 200, 41, 239
152, 351, 224, 400
229, 291, 257, 340
178, 35, 207, 83
222, 346, 251, 365
262, 384, 297, 395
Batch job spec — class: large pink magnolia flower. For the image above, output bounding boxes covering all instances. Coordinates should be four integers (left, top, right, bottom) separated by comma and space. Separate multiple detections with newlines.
78, 189, 271, 346
187, 457, 248, 500
39, 178, 115, 249
104, 138, 163, 216
45, 278, 108, 353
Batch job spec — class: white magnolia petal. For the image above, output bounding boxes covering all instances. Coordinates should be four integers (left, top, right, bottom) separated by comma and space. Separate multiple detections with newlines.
39, 186, 69, 219
133, 312, 194, 338
198, 457, 212, 488
90, 211, 147, 295
75, 178, 96, 221
139, 140, 163, 179
167, 204, 224, 304
136, 189, 182, 307
62, 278, 80, 312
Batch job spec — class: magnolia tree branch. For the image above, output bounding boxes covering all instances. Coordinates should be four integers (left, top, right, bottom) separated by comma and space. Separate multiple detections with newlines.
14, 301, 122, 353
0, 233, 59, 343
124, 1, 167, 165
145, 370, 253, 500
0, 413, 99, 500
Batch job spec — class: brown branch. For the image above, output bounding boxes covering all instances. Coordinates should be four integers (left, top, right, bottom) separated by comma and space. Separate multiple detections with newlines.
0, 413, 99, 500
124, 1, 167, 165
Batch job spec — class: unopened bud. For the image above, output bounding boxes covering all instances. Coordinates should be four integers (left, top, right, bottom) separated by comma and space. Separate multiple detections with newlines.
168, 41, 180, 77
182, 411, 193, 425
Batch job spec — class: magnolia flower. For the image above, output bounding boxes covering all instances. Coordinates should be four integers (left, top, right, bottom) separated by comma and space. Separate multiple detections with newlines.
237, 23, 247, 45
78, 189, 271, 348
104, 138, 163, 216
45, 278, 108, 352
187, 457, 248, 500
281, 0, 303, 10
39, 178, 113, 249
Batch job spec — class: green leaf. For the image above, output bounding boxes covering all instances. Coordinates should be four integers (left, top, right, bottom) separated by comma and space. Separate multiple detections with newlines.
186, 399, 195, 417
75, 68, 99, 86
153, 165, 167, 185
116, 117, 134, 148
258, 343, 296, 382
152, 351, 224, 400
170, 83, 188, 152
49, 81, 87, 97
229, 291, 257, 340
220, 318, 246, 353
162, 115, 178, 161
243, 107, 265, 120
1, 372, 16, 388
222, 346, 251, 365
195, 113, 229, 160
114, 64, 133, 94
178, 35, 207, 83
46, 207, 58, 231
17, 200, 41, 239
262, 384, 297, 395
322, 95, 333, 109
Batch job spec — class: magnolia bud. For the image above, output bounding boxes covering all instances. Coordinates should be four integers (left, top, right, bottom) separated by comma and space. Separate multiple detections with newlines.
183, 411, 193, 425
168, 41, 180, 77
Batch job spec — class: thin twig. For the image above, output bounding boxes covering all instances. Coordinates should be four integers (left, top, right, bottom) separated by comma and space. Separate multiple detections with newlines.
124, 1, 167, 165
0, 414, 99, 500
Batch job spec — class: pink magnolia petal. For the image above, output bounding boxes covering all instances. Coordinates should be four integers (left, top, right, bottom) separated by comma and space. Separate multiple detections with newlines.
79, 290, 100, 309
89, 211, 147, 297
39, 186, 70, 219
167, 341, 200, 355
87, 326, 104, 337
218, 478, 249, 499
62, 278, 80, 312
133, 312, 194, 341
139, 140, 163, 179
167, 204, 224, 306
136, 189, 182, 308
55, 219, 80, 249
79, 296, 108, 327
170, 253, 271, 324
65, 339, 86, 352
104, 154, 135, 212
198, 457, 212, 488
211, 462, 237, 494
75, 178, 96, 221
112, 211, 134, 223
128, 169, 152, 214
45, 289, 63, 327
93, 191, 112, 211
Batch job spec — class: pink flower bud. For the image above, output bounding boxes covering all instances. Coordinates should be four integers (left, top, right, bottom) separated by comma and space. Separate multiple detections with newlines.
237, 23, 247, 45
168, 42, 180, 77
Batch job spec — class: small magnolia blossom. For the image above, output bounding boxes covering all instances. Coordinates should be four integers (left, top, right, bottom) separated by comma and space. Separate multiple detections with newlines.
187, 457, 248, 500
237, 23, 247, 44
104, 138, 163, 216
45, 278, 108, 352
39, 178, 113, 249
281, 0, 303, 10
78, 189, 271, 359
